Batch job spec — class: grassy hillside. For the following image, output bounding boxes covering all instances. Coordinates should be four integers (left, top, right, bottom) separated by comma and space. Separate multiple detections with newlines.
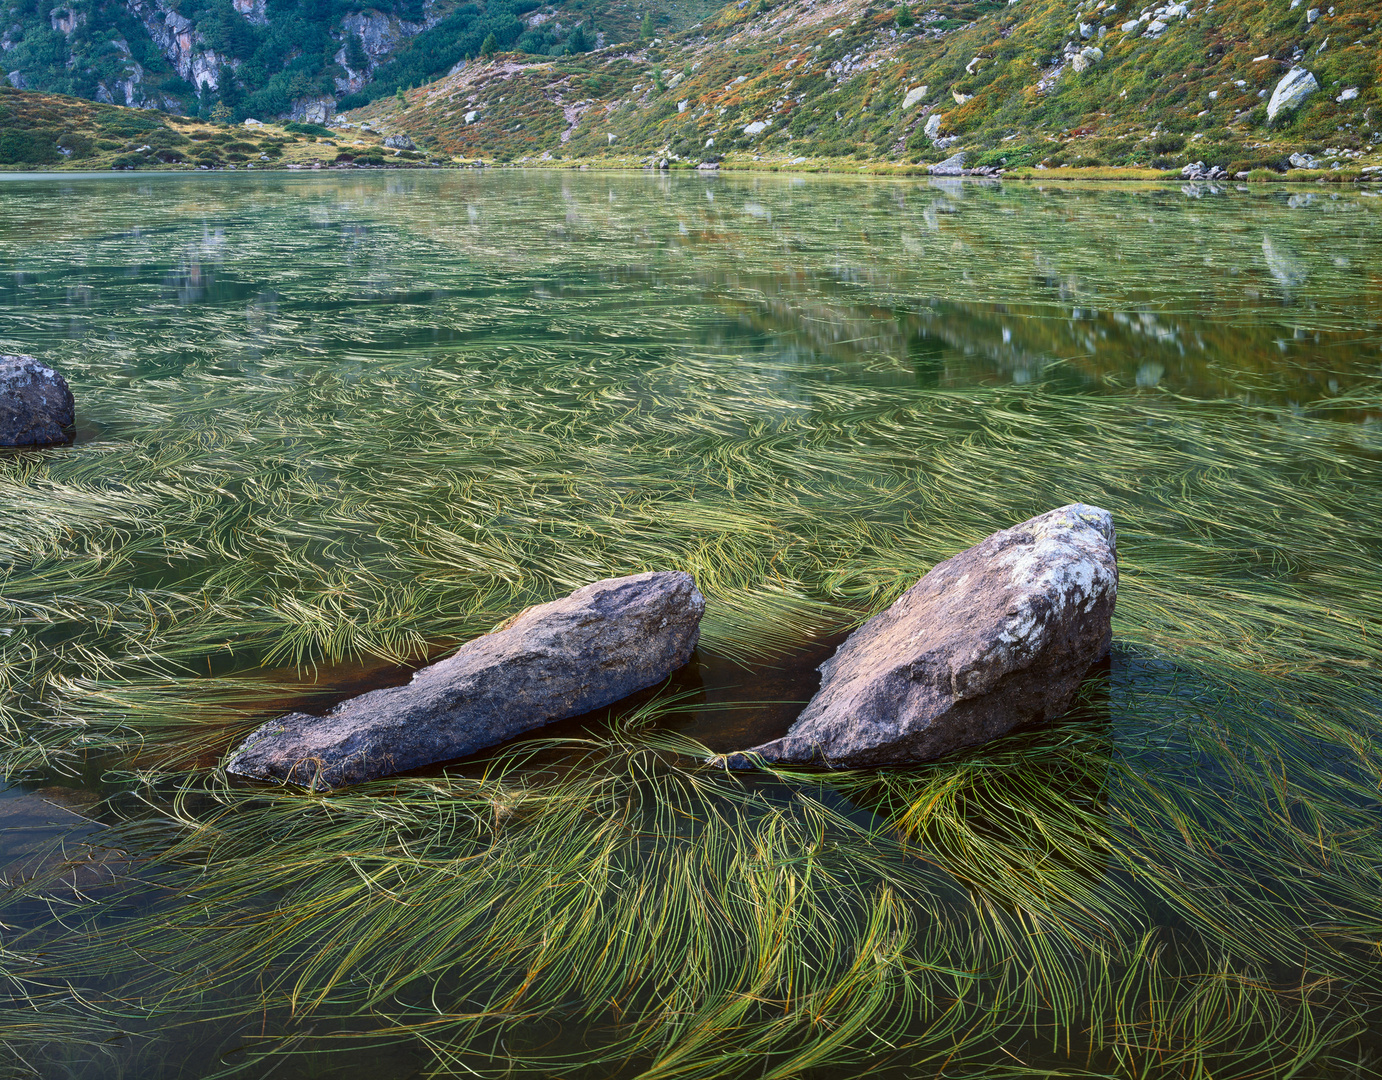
0, 86, 444, 168
343, 0, 1381, 171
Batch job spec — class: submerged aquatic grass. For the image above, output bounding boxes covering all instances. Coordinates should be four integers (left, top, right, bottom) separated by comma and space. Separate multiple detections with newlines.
0, 172, 1380, 1078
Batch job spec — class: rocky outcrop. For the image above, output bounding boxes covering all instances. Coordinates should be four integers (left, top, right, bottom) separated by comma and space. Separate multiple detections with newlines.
334, 10, 428, 93
227, 571, 706, 789
383, 133, 416, 150
0, 355, 75, 447
230, 0, 267, 27
343, 10, 425, 63
1267, 67, 1318, 122
291, 96, 335, 124
124, 0, 224, 89
726, 505, 1117, 769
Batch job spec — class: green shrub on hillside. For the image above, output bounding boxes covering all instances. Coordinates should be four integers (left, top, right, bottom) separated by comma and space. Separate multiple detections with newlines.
0, 127, 61, 165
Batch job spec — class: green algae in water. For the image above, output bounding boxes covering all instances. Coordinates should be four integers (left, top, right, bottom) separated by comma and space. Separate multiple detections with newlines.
0, 173, 1381, 1078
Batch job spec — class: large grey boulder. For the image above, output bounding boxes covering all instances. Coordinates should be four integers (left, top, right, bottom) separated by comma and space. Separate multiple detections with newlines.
726, 505, 1117, 768
0, 355, 75, 447
228, 571, 705, 789
928, 151, 967, 176
1267, 67, 1318, 121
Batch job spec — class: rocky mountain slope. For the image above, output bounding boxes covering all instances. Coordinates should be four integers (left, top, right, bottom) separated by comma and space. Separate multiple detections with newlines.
0, 0, 715, 120
343, 0, 1380, 171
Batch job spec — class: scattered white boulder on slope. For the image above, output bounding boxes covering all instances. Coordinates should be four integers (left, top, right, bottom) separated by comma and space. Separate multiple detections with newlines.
1267, 66, 1319, 121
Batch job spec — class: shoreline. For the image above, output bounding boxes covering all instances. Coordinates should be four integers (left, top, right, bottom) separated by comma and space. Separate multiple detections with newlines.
4, 159, 1380, 184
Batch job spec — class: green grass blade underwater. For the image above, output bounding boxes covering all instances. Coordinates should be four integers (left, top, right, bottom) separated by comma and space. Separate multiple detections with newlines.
0, 171, 1380, 1079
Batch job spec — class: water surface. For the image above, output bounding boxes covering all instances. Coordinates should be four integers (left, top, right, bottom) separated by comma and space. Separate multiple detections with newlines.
1, 172, 1380, 1079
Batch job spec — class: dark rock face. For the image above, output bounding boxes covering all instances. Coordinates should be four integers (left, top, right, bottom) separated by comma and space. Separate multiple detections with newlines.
227, 571, 705, 789
0, 355, 75, 447
728, 505, 1117, 768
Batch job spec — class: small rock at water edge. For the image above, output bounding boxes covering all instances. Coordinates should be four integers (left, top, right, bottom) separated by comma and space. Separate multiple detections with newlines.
0, 355, 75, 447
928, 151, 967, 175
723, 505, 1118, 769
227, 571, 706, 789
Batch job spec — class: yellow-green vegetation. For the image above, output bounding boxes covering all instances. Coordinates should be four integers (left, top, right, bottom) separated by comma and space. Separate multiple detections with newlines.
342, 0, 1381, 172
2, 0, 1379, 173
0, 88, 441, 170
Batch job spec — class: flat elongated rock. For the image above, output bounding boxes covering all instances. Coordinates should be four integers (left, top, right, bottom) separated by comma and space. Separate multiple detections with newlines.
0, 355, 74, 447
728, 505, 1117, 768
227, 571, 705, 789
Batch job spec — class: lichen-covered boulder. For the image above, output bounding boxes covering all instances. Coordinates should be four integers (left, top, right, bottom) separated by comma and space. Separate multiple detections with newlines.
0, 355, 74, 447
1267, 67, 1318, 122
228, 571, 705, 789
726, 505, 1117, 768
928, 151, 967, 176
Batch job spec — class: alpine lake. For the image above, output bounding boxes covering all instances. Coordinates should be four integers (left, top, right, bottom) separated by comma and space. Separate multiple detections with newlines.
0, 170, 1380, 1080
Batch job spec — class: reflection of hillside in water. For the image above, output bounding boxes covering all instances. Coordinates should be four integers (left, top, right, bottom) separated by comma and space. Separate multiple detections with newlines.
597, 261, 1381, 416
3, 173, 1378, 422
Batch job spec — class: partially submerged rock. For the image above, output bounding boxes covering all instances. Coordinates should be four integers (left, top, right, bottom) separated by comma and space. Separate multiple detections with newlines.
726, 505, 1117, 769
0, 355, 74, 447
227, 571, 705, 789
